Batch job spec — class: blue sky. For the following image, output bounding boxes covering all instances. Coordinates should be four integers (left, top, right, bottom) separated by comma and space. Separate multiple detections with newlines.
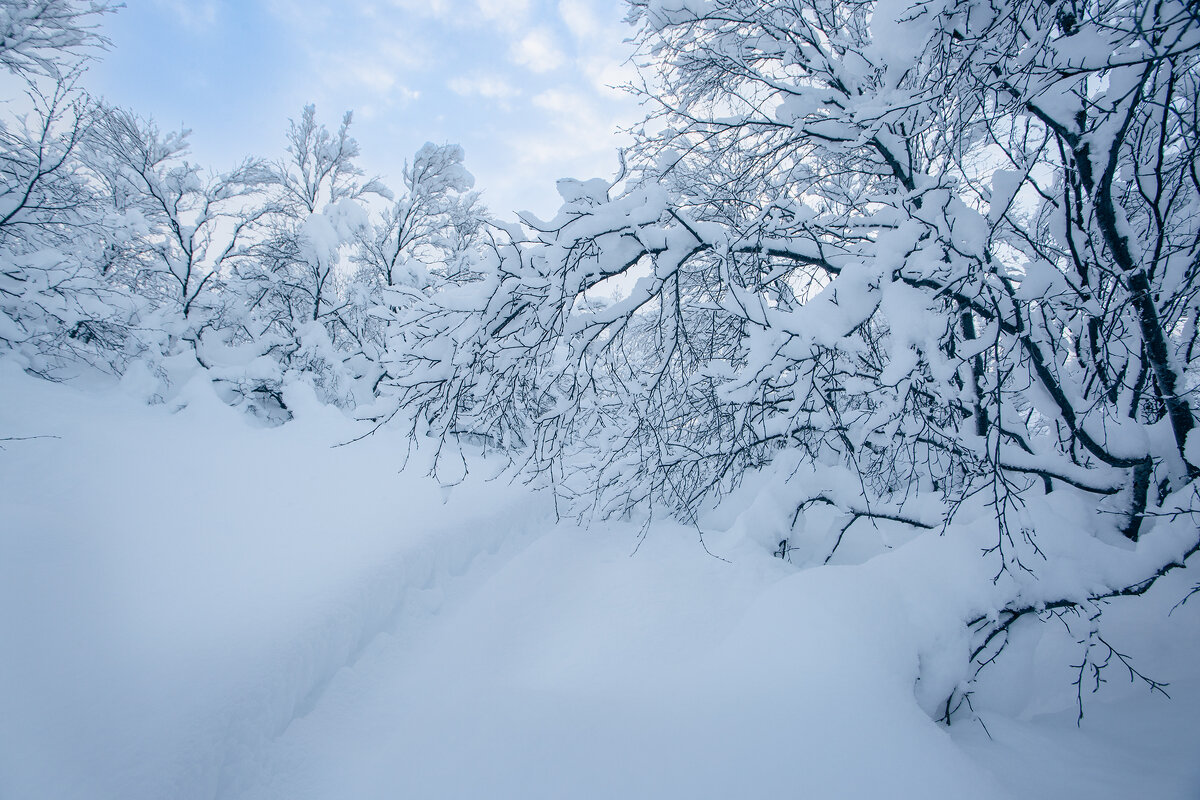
87, 0, 643, 217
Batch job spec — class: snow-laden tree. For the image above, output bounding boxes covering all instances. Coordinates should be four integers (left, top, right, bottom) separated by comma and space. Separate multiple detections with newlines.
248, 105, 386, 331
0, 0, 126, 376
347, 142, 484, 400
86, 108, 275, 326
606, 0, 1200, 533
389, 0, 1200, 718
205, 105, 388, 408
0, 75, 137, 375
355, 142, 480, 291
0, 0, 114, 79
52, 104, 329, 415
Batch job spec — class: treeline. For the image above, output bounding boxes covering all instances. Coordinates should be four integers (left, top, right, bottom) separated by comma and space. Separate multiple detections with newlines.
1, 1, 482, 420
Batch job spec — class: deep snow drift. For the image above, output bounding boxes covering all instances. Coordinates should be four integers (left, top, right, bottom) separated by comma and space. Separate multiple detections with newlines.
1, 366, 1197, 799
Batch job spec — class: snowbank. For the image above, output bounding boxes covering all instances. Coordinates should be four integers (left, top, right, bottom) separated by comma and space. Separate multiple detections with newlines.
1, 367, 1197, 799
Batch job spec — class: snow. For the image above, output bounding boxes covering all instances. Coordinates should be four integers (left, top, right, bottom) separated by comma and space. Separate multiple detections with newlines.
1186, 428, 1200, 469
239, 532, 1010, 800
299, 199, 369, 269
1, 366, 1198, 799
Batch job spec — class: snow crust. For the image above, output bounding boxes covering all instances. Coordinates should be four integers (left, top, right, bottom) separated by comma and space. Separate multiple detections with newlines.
1, 366, 1197, 799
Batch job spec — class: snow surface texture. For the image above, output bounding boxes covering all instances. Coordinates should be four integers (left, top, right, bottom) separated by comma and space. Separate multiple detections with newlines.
1, 366, 1197, 799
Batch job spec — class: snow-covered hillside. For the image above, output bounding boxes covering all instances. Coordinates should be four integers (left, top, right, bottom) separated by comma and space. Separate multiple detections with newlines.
2, 366, 1197, 799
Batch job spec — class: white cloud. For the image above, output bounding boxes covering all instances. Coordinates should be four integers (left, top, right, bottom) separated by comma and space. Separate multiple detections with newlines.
263, 0, 333, 25
258, 0, 434, 114
555, 1, 639, 96
384, 0, 454, 17
580, 53, 638, 97
377, 0, 524, 29
304, 45, 428, 110
510, 27, 566, 73
153, 0, 220, 30
531, 87, 588, 115
449, 74, 521, 100
375, 36, 435, 72
522, 87, 632, 174
348, 63, 398, 94
476, 0, 530, 24
558, 0, 600, 39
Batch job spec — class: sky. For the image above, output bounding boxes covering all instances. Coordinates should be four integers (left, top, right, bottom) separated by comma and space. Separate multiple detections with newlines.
86, 0, 645, 218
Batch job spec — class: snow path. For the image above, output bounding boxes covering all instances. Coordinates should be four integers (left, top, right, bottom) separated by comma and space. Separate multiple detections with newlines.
234, 525, 1200, 800
0, 368, 558, 800
198, 501, 554, 800
233, 524, 1018, 800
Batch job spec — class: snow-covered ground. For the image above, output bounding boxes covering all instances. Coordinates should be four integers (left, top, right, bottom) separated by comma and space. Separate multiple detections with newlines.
2, 365, 1197, 799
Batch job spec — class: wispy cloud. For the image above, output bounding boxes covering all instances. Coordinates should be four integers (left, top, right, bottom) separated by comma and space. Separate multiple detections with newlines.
476, 0, 531, 28
152, 0, 221, 30
517, 86, 636, 181
510, 27, 566, 73
260, 0, 433, 112
557, 0, 598, 38
449, 74, 521, 100
558, 0, 638, 96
